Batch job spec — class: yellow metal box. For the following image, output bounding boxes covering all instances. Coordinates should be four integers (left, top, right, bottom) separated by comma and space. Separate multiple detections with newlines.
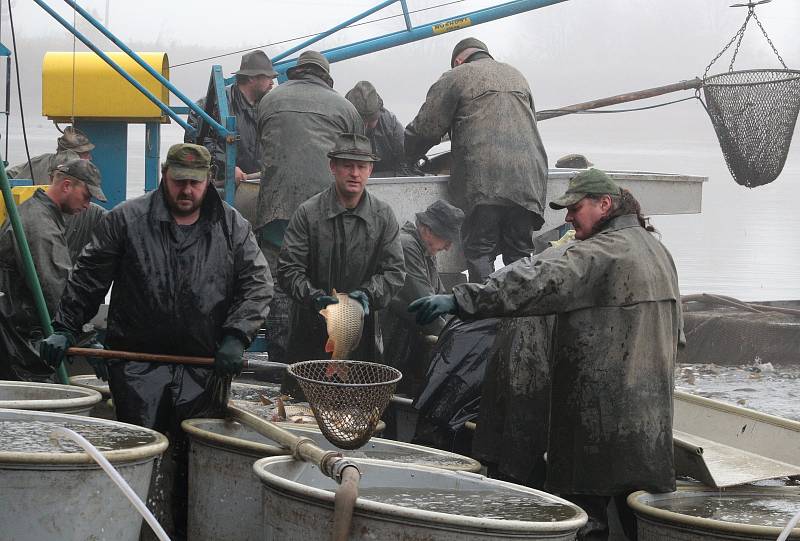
42, 52, 170, 123
0, 186, 46, 225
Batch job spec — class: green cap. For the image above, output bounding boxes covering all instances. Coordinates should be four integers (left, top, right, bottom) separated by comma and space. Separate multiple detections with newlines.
345, 81, 383, 118
286, 50, 330, 77
549, 168, 621, 210
451, 37, 491, 68
164, 143, 211, 181
57, 126, 94, 153
55, 159, 106, 202
327, 132, 380, 162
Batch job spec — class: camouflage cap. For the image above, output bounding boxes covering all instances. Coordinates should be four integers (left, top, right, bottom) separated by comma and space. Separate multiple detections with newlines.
164, 143, 211, 181
451, 37, 491, 68
415, 199, 465, 242
233, 50, 278, 78
286, 50, 330, 76
345, 81, 383, 118
48, 150, 81, 173
327, 132, 380, 162
57, 126, 95, 153
549, 168, 621, 210
55, 159, 106, 202
555, 153, 594, 169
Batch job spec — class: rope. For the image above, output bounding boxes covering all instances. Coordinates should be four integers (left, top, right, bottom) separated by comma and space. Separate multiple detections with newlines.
537, 95, 700, 117
169, 0, 467, 69
6, 0, 31, 173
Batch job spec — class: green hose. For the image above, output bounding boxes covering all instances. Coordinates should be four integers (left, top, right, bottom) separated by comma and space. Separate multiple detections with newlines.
0, 154, 70, 384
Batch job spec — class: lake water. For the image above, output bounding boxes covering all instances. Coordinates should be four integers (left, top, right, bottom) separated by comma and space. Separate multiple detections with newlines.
7, 112, 800, 302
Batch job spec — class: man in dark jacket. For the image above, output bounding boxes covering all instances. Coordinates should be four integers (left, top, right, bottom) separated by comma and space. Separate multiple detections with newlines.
255, 50, 363, 366
345, 81, 406, 176
0, 159, 105, 382
405, 37, 548, 283
41, 143, 273, 539
7, 126, 94, 184
410, 169, 683, 541
186, 50, 278, 186
277, 133, 405, 393
381, 199, 463, 395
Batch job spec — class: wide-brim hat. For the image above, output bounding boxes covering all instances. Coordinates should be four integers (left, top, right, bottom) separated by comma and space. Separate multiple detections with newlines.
549, 168, 621, 210
57, 126, 95, 154
233, 50, 278, 78
415, 199, 465, 242
56, 159, 107, 202
286, 50, 330, 77
327, 132, 380, 162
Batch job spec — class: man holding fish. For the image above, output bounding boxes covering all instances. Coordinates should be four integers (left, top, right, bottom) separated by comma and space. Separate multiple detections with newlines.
277, 132, 405, 393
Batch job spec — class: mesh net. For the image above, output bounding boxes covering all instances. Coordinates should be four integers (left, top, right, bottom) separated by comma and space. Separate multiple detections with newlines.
287, 360, 402, 450
702, 69, 800, 188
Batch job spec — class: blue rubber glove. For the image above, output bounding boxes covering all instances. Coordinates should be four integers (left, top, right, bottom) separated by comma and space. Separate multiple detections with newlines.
408, 294, 458, 326
314, 295, 339, 311
348, 290, 370, 316
39, 331, 75, 368
214, 334, 246, 377
85, 340, 109, 382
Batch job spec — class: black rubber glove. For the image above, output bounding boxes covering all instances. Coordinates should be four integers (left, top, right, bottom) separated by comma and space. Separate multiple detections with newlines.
314, 294, 339, 311
39, 331, 75, 368
408, 294, 458, 326
214, 334, 246, 377
86, 340, 109, 382
348, 290, 370, 316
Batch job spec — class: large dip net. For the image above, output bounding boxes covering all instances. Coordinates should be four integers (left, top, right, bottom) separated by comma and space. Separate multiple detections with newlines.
700, 2, 800, 188
287, 360, 402, 450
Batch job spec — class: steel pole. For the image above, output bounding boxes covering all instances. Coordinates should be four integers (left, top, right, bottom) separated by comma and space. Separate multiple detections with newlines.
0, 155, 69, 383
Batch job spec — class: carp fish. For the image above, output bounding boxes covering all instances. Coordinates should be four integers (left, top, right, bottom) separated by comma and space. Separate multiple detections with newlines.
320, 289, 365, 379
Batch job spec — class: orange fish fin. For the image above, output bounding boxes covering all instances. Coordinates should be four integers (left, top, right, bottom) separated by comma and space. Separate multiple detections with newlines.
325, 338, 335, 353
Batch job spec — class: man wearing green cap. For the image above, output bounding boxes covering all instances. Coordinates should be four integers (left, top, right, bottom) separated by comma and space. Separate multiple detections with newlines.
41, 143, 273, 538
277, 133, 404, 392
345, 80, 406, 176
380, 199, 464, 394
409, 169, 683, 540
0, 159, 105, 382
7, 125, 95, 184
405, 37, 548, 283
255, 50, 363, 366
186, 50, 278, 186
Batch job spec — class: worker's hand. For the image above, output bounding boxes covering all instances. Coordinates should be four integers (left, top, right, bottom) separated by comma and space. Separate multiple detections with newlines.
214, 335, 246, 377
39, 331, 75, 368
348, 290, 370, 317
234, 166, 246, 186
85, 340, 109, 382
408, 294, 457, 326
314, 295, 339, 311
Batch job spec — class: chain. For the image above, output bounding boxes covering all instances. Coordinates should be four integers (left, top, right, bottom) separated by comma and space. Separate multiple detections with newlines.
752, 10, 787, 69
703, 9, 752, 79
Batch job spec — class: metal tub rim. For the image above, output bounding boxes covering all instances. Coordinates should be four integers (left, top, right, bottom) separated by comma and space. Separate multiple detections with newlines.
183, 418, 481, 472
628, 486, 800, 539
68, 375, 111, 399
0, 380, 102, 412
254, 455, 588, 534
0, 407, 168, 466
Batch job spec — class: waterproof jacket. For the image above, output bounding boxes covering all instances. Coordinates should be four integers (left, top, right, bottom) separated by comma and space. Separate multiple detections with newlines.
255, 73, 364, 230
453, 215, 683, 495
186, 84, 262, 179
277, 185, 405, 363
53, 185, 273, 356
0, 190, 71, 381
369, 108, 405, 176
8, 152, 65, 184
405, 56, 548, 215
63, 202, 107, 261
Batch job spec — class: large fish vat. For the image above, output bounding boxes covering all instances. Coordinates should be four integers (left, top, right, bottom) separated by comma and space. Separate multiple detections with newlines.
0, 408, 168, 541
0, 379, 102, 415
183, 418, 481, 541
254, 456, 587, 540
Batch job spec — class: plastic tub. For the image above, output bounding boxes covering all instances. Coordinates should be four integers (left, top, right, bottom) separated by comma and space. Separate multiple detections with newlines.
0, 379, 102, 415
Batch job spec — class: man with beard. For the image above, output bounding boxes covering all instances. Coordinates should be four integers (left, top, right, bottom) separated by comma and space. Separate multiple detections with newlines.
40, 143, 272, 539
410, 169, 683, 541
186, 50, 278, 186
0, 159, 105, 382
